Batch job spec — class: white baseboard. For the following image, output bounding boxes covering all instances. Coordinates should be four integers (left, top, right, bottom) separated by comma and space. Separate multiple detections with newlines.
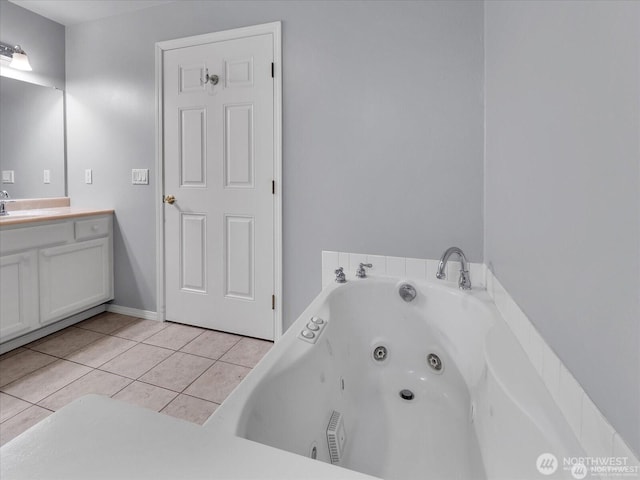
106, 304, 159, 321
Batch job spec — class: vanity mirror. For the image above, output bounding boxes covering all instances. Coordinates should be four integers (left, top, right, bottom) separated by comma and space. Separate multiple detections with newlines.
0, 75, 65, 199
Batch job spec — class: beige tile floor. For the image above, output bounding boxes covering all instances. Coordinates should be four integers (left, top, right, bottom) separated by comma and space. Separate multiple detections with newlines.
0, 312, 272, 446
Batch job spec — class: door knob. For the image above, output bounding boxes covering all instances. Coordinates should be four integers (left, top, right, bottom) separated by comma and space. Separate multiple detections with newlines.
163, 194, 176, 205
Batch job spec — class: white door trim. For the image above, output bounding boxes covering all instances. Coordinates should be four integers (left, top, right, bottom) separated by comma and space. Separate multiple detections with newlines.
155, 22, 283, 339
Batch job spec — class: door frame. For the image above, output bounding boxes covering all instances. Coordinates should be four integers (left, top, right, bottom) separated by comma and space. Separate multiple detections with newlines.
154, 22, 283, 339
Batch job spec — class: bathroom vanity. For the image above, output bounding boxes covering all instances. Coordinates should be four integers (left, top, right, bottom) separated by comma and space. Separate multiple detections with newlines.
0, 203, 114, 351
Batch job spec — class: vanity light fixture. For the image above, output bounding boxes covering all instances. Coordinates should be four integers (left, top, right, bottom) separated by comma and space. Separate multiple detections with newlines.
0, 42, 33, 71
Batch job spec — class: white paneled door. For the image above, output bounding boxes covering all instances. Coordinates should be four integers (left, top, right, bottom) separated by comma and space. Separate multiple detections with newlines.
162, 28, 277, 340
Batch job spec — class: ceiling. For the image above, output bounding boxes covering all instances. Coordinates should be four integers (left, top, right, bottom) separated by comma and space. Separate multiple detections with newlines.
9, 0, 174, 26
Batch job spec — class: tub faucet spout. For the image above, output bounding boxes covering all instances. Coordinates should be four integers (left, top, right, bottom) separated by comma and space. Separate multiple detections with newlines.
436, 247, 471, 290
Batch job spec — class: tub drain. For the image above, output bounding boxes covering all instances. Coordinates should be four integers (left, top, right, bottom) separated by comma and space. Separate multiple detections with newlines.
399, 389, 414, 400
373, 345, 387, 361
427, 353, 443, 372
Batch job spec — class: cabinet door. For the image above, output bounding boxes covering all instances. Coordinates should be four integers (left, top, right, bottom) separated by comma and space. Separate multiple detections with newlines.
39, 237, 113, 325
0, 251, 39, 341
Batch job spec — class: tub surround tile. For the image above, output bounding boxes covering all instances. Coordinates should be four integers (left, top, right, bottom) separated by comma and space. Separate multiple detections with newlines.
338, 252, 350, 271
143, 323, 205, 351
112, 381, 177, 412
76, 312, 137, 334
184, 361, 250, 404
321, 251, 340, 287
29, 327, 105, 358
405, 257, 427, 280
322, 251, 486, 288
523, 324, 544, 377
580, 394, 615, 457
0, 350, 58, 388
180, 330, 241, 360
386, 256, 406, 277
0, 405, 52, 447
468, 262, 485, 287
366, 255, 386, 275
161, 394, 219, 425
64, 335, 137, 368
100, 343, 173, 379
220, 338, 273, 368
425, 259, 441, 281
485, 269, 639, 464
139, 352, 214, 392
1, 359, 92, 404
540, 342, 561, 400
0, 392, 31, 423
557, 365, 583, 437
111, 319, 168, 342
37, 370, 131, 411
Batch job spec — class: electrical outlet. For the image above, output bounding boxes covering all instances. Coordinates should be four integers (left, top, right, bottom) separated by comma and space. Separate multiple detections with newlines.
44, 169, 51, 184
131, 168, 149, 185
85, 169, 93, 184
2, 170, 15, 184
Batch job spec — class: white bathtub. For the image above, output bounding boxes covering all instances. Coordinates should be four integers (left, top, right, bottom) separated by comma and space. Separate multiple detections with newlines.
208, 277, 585, 480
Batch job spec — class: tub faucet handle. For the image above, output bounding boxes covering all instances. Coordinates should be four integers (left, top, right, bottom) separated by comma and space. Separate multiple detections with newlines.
356, 263, 372, 278
335, 267, 346, 283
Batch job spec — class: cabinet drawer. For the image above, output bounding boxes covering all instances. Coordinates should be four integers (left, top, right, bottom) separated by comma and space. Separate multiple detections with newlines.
0, 222, 73, 254
75, 217, 110, 240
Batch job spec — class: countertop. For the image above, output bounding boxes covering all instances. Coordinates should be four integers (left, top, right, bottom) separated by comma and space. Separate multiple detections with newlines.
0, 207, 114, 226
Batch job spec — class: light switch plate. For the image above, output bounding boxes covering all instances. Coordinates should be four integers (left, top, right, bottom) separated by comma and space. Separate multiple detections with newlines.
132, 168, 149, 185
44, 169, 51, 184
85, 169, 92, 184
2, 170, 15, 184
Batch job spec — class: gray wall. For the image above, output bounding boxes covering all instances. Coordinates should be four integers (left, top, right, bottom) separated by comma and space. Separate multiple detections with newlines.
0, 0, 65, 89
0, 77, 65, 198
65, 1, 484, 326
485, 0, 639, 456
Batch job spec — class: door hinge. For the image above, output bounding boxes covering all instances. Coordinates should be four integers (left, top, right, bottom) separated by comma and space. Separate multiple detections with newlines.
271, 295, 275, 310
272, 180, 275, 195
271, 62, 274, 78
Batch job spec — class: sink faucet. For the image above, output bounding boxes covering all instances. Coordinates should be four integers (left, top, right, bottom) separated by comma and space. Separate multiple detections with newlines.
436, 247, 471, 290
335, 267, 347, 283
0, 191, 11, 216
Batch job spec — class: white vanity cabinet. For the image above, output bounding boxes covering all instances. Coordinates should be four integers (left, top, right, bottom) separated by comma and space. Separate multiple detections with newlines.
0, 214, 113, 345
0, 250, 39, 340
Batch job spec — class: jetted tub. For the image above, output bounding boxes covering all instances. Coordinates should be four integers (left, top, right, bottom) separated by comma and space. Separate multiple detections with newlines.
208, 277, 585, 479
